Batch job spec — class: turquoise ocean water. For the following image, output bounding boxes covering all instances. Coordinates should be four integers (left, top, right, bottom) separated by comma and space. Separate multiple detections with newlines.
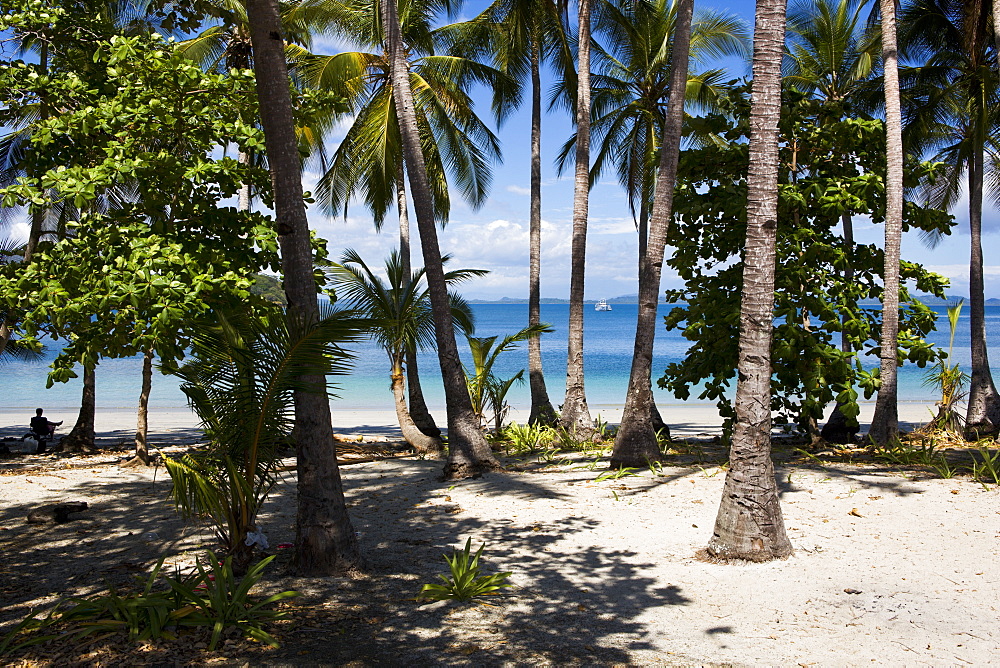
4, 304, 999, 413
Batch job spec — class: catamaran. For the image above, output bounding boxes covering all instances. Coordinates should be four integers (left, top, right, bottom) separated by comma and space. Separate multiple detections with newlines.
595, 299, 612, 311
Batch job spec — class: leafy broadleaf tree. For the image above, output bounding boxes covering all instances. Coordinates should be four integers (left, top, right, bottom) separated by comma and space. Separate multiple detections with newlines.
329, 249, 486, 455
662, 89, 951, 439
0, 32, 277, 458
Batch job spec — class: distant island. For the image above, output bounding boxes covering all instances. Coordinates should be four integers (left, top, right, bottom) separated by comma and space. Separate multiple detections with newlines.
468, 294, 1000, 306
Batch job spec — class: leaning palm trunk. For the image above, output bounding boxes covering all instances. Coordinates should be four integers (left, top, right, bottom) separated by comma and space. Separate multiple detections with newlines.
397, 166, 441, 438
245, 0, 359, 574
611, 0, 693, 467
964, 148, 1000, 436
869, 0, 904, 446
561, 0, 595, 440
383, 0, 500, 479
706, 0, 792, 562
391, 357, 444, 455
527, 40, 557, 426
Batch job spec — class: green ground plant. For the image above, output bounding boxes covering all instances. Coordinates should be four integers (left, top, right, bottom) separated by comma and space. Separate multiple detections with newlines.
922, 300, 968, 433
0, 553, 297, 655
419, 539, 512, 603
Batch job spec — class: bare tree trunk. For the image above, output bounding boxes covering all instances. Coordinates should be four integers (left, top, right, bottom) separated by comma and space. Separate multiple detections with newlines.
965, 148, 1000, 436
238, 150, 253, 212
869, 0, 904, 446
822, 214, 860, 443
383, 0, 500, 479
560, 0, 595, 440
125, 349, 154, 466
527, 40, 557, 426
391, 359, 444, 455
706, 0, 792, 562
245, 0, 359, 574
611, 0, 692, 467
60, 364, 97, 454
397, 164, 441, 438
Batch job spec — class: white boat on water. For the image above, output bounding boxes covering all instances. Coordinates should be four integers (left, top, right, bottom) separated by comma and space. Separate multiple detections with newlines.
595, 299, 612, 311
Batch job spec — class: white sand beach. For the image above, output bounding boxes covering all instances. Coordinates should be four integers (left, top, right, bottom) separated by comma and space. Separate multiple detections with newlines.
0, 400, 946, 445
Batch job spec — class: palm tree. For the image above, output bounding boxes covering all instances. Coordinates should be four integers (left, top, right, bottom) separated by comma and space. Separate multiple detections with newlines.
552, 0, 746, 461
165, 304, 361, 573
898, 0, 1000, 437
609, 0, 695, 467
783, 0, 880, 442
706, 0, 793, 562
448, 0, 574, 426
868, 0, 904, 444
329, 249, 485, 455
245, 0, 361, 574
561, 0, 596, 440
382, 0, 502, 478
297, 0, 513, 438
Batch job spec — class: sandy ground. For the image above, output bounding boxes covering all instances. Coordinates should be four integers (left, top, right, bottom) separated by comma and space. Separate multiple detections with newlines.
1, 402, 998, 665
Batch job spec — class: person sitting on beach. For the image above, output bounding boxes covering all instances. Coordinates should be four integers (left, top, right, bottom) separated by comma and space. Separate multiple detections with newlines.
30, 408, 62, 440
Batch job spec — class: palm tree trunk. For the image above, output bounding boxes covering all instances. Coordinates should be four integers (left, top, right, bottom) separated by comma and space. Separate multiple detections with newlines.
130, 349, 154, 465
383, 0, 500, 479
560, 0, 595, 440
706, 0, 792, 562
391, 358, 444, 455
611, 0, 692, 467
397, 164, 441, 438
869, 0, 904, 446
527, 39, 557, 426
245, 0, 359, 574
822, 214, 860, 443
60, 364, 97, 454
965, 147, 1000, 436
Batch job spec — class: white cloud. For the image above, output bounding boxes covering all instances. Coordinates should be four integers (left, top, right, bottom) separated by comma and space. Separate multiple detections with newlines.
505, 185, 530, 196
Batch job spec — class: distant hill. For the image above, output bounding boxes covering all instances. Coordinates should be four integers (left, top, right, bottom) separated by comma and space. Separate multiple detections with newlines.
469, 293, 1000, 306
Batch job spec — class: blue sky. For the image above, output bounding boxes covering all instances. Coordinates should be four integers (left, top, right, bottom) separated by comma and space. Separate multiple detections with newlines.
305, 0, 1000, 301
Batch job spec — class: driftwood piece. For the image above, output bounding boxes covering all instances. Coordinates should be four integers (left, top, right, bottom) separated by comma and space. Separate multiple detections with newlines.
26, 501, 89, 524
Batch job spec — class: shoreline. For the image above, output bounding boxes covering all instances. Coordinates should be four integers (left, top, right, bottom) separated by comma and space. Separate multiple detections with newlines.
0, 399, 943, 443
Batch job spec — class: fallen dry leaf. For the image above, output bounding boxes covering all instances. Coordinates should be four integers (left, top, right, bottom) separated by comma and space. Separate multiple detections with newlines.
849, 508, 863, 517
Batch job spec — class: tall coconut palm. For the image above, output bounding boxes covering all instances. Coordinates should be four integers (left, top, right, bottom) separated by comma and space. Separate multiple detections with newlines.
445, 0, 574, 426
245, 0, 360, 574
297, 0, 513, 438
868, 0, 905, 444
329, 249, 485, 455
561, 0, 596, 440
608, 0, 695, 467
552, 0, 746, 458
706, 0, 793, 562
784, 0, 880, 442
898, 0, 1000, 437
382, 0, 502, 478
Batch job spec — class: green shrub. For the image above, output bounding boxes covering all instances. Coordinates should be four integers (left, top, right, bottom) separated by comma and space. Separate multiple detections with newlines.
419, 539, 512, 603
0, 553, 297, 656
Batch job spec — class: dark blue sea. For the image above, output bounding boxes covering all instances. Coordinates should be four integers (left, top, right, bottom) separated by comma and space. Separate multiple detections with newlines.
4, 304, 1000, 412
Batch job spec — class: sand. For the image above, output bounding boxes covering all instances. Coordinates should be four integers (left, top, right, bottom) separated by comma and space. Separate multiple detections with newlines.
1, 402, 998, 665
